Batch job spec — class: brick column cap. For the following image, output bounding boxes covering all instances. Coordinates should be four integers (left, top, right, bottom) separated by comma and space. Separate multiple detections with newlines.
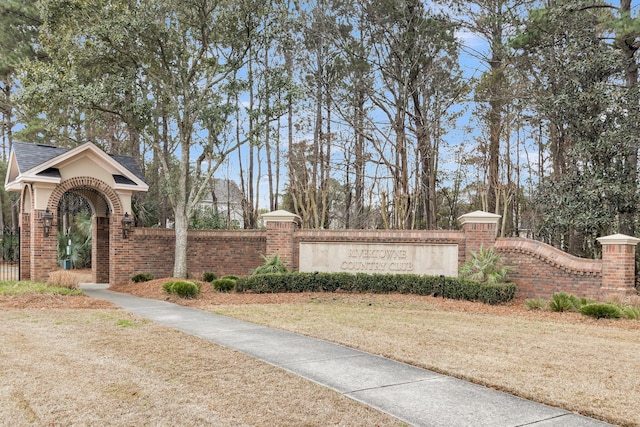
597, 233, 640, 246
261, 210, 301, 225
458, 210, 501, 225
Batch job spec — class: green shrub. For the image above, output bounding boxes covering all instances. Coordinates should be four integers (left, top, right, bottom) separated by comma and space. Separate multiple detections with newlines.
222, 275, 239, 281
549, 292, 581, 312
253, 254, 288, 275
621, 306, 640, 320
202, 272, 217, 282
580, 303, 623, 319
162, 280, 201, 299
131, 273, 154, 283
235, 272, 515, 305
212, 278, 236, 292
525, 298, 547, 310
459, 246, 511, 284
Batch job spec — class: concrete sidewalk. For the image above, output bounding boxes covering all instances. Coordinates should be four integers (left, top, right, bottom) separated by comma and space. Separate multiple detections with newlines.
81, 284, 611, 427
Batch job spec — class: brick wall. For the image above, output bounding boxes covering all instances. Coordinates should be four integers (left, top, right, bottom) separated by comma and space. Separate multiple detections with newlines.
495, 238, 602, 299
111, 228, 266, 284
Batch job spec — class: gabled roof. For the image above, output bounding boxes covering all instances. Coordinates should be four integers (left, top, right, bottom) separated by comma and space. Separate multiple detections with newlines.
5, 141, 148, 192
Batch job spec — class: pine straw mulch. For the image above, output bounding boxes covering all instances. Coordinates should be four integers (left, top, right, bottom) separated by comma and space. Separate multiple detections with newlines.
107, 277, 640, 331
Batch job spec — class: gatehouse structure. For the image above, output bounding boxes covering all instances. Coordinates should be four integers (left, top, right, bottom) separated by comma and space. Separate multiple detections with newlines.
5, 142, 148, 284
4, 142, 639, 299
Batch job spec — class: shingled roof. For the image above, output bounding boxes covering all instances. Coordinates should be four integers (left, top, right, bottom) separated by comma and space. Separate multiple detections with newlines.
11, 142, 147, 183
5, 141, 148, 193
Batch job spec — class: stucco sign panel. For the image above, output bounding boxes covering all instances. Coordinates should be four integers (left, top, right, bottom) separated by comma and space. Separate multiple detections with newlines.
299, 243, 458, 276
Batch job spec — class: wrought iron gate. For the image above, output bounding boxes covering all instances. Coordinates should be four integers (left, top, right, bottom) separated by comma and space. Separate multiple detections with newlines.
0, 228, 20, 281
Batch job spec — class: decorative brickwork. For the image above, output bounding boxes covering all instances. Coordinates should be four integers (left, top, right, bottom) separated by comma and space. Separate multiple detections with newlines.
47, 177, 123, 214
495, 238, 603, 298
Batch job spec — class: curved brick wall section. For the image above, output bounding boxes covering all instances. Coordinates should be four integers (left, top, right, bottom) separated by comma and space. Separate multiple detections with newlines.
125, 228, 266, 280
495, 238, 602, 298
293, 230, 466, 270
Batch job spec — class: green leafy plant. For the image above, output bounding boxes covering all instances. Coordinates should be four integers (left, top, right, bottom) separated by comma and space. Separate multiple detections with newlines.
162, 281, 201, 299
253, 254, 288, 275
131, 273, 154, 283
525, 298, 547, 310
459, 246, 512, 284
222, 275, 239, 281
212, 278, 236, 292
57, 211, 93, 269
549, 292, 581, 312
580, 303, 623, 319
621, 306, 640, 320
202, 272, 217, 282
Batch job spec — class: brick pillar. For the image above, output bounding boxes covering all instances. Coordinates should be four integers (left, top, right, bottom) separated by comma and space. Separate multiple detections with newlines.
20, 213, 31, 280
109, 212, 135, 286
261, 210, 300, 270
93, 216, 110, 283
596, 234, 640, 295
30, 209, 58, 282
458, 211, 502, 262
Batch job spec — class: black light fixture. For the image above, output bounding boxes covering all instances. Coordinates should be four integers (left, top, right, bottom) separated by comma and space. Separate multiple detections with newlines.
42, 209, 54, 237
121, 212, 133, 239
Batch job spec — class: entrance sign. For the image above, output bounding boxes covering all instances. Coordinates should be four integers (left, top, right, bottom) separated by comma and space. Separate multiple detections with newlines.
299, 242, 458, 276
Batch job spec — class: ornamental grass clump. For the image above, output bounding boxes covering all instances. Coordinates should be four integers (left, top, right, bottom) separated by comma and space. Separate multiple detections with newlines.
525, 298, 547, 311
253, 254, 288, 275
47, 270, 80, 290
162, 280, 201, 299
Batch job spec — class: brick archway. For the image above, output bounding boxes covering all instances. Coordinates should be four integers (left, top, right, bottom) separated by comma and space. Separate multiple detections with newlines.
46, 177, 125, 283
47, 177, 125, 216
5, 142, 148, 284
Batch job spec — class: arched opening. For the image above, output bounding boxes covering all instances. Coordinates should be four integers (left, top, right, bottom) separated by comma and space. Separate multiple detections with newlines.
55, 188, 112, 282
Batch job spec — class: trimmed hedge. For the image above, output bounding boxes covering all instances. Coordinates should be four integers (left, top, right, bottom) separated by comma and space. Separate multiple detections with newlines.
235, 272, 515, 305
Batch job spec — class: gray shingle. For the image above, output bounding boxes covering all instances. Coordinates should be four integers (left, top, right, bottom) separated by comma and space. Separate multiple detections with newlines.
12, 141, 146, 185
13, 142, 70, 173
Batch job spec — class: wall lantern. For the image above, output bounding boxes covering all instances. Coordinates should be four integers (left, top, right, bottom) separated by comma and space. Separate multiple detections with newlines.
121, 212, 133, 239
42, 209, 54, 237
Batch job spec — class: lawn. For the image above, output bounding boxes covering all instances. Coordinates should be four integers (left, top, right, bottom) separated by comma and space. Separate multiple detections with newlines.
0, 307, 400, 426
3, 278, 640, 426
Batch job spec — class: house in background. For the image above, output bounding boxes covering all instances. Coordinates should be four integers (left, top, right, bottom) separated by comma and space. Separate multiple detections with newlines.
197, 178, 244, 228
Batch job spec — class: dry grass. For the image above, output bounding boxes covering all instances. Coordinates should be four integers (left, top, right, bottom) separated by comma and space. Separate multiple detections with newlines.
0, 309, 401, 426
208, 294, 640, 427
47, 270, 81, 289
